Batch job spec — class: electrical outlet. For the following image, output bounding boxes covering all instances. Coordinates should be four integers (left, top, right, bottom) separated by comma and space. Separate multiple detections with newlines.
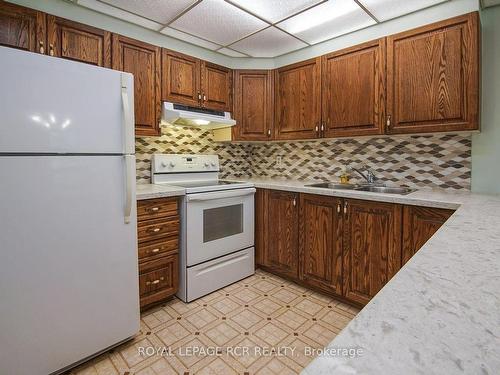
276, 156, 282, 168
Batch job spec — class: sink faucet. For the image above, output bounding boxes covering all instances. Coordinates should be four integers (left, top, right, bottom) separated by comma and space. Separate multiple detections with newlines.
350, 166, 377, 185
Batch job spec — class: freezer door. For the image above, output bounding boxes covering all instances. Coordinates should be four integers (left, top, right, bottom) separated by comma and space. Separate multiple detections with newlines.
0, 47, 135, 154
0, 156, 139, 375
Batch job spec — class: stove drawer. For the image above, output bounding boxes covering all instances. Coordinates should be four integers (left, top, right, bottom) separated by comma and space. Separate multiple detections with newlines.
138, 217, 179, 243
137, 198, 178, 221
138, 237, 178, 261
139, 255, 178, 307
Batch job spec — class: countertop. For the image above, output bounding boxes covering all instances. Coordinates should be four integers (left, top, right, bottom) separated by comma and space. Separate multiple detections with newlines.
137, 178, 500, 374
136, 183, 185, 200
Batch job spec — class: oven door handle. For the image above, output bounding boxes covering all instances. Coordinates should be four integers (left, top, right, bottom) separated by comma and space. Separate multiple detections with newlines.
186, 187, 256, 202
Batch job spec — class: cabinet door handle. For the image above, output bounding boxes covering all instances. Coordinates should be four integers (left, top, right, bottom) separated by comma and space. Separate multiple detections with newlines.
267, 129, 271, 137
198, 92, 201, 100
293, 198, 297, 207
320, 123, 324, 132
39, 41, 45, 54
49, 44, 54, 56
203, 93, 207, 102
386, 115, 392, 129
337, 202, 341, 214
343, 202, 348, 216
315, 124, 319, 134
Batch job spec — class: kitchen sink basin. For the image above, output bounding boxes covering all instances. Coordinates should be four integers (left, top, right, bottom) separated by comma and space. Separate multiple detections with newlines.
354, 186, 415, 195
306, 182, 360, 190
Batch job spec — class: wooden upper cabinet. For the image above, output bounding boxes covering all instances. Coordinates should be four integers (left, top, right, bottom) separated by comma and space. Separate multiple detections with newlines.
299, 194, 343, 295
402, 205, 454, 265
201, 61, 232, 111
275, 58, 321, 140
233, 70, 273, 141
0, 0, 45, 53
266, 190, 299, 279
343, 199, 402, 305
47, 16, 111, 67
322, 39, 386, 138
112, 34, 161, 136
387, 12, 480, 134
162, 50, 201, 107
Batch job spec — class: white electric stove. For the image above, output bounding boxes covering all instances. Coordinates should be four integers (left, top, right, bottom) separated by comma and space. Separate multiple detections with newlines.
151, 154, 255, 302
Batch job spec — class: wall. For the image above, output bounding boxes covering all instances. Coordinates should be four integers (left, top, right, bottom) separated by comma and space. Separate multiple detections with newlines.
137, 129, 471, 191
471, 5, 500, 194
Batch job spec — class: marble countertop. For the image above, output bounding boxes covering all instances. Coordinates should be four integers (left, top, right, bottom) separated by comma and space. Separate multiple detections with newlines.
136, 183, 185, 200
137, 178, 500, 374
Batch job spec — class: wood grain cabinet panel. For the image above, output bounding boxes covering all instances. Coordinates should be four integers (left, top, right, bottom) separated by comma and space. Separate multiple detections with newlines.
47, 16, 111, 67
299, 194, 343, 295
402, 205, 454, 265
0, 0, 45, 53
112, 34, 161, 136
202, 61, 232, 111
254, 188, 268, 267
275, 58, 321, 140
233, 70, 273, 141
387, 12, 479, 134
139, 255, 179, 308
343, 199, 402, 305
322, 39, 386, 138
162, 49, 201, 107
266, 190, 299, 279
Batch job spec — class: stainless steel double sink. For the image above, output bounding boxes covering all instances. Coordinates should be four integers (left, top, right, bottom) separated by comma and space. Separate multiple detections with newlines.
305, 182, 415, 195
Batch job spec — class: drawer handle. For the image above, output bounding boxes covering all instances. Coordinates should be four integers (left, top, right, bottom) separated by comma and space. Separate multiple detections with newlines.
149, 207, 160, 212
148, 227, 161, 233
146, 277, 164, 286
151, 248, 160, 253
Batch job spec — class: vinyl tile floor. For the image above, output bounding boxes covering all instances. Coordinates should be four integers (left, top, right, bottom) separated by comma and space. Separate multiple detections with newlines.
69, 269, 360, 375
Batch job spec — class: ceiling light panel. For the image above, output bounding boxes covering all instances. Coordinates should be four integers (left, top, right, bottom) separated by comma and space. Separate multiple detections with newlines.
228, 0, 324, 23
359, 0, 447, 22
161, 28, 221, 50
230, 27, 307, 57
99, 0, 197, 24
170, 0, 268, 46
78, 0, 163, 30
217, 47, 248, 57
277, 0, 376, 44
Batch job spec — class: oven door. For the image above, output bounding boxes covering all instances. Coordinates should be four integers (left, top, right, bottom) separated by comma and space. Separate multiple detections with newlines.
185, 187, 255, 266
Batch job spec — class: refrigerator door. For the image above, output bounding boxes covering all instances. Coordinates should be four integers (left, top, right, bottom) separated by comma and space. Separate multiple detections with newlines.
0, 155, 139, 375
0, 47, 135, 155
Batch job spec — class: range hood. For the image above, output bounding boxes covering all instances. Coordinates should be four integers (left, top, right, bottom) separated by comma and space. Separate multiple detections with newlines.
161, 102, 236, 129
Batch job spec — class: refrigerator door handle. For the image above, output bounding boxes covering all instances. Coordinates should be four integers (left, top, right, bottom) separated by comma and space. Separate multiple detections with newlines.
121, 73, 135, 154
124, 155, 135, 224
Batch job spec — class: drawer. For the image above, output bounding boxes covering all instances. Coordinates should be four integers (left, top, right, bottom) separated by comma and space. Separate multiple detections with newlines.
137, 198, 178, 221
139, 255, 178, 306
137, 217, 179, 243
138, 237, 178, 261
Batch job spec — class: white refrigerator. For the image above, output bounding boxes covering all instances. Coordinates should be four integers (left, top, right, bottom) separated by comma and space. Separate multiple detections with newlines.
0, 47, 140, 375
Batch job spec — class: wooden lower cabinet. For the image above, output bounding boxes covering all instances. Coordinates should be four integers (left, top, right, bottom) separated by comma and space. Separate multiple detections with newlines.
137, 197, 179, 310
402, 205, 454, 265
299, 194, 343, 295
265, 190, 299, 279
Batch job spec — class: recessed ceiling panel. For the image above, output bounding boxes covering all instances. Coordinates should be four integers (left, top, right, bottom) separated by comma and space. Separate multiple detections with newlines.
100, 0, 197, 24
482, 0, 500, 7
170, 0, 268, 46
161, 28, 221, 50
359, 0, 447, 22
217, 47, 248, 57
78, 0, 163, 30
277, 0, 376, 44
228, 0, 323, 23
230, 27, 307, 57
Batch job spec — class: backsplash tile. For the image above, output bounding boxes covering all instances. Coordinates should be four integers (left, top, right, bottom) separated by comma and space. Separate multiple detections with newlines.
136, 127, 471, 191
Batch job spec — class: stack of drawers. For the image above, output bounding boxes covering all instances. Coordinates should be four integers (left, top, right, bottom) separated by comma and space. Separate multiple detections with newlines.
137, 197, 179, 309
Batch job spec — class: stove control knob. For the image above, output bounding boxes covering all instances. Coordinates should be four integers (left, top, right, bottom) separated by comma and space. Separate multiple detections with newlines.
160, 162, 167, 168
169, 162, 176, 168
210, 162, 216, 167
204, 162, 210, 167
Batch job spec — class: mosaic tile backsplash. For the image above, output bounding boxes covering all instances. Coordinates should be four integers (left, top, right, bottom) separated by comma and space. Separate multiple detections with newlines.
136, 127, 471, 190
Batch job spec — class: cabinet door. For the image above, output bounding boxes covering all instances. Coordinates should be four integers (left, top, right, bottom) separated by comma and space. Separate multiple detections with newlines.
0, 0, 45, 53
387, 12, 479, 134
47, 16, 111, 67
233, 70, 273, 141
402, 205, 454, 265
275, 58, 321, 140
266, 190, 299, 279
201, 61, 232, 111
162, 49, 201, 107
299, 194, 343, 295
112, 34, 161, 136
322, 39, 385, 138
343, 199, 402, 305
254, 188, 268, 267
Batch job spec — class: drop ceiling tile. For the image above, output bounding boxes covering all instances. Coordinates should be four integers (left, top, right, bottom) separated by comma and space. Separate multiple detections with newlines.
99, 0, 197, 24
77, 0, 163, 30
359, 0, 447, 22
230, 27, 307, 57
277, 0, 376, 44
217, 47, 248, 57
169, 0, 268, 46
228, 0, 323, 23
482, 0, 500, 7
161, 27, 221, 50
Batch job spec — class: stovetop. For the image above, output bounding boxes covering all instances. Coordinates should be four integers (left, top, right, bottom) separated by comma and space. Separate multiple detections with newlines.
170, 180, 243, 188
